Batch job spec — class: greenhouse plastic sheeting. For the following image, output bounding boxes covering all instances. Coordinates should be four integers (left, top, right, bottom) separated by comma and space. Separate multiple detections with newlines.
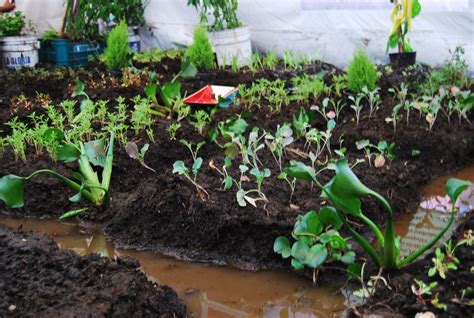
15, 0, 474, 72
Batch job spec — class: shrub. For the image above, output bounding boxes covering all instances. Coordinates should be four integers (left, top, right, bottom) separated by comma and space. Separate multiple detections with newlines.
104, 20, 130, 70
347, 50, 378, 93
0, 11, 25, 37
185, 25, 215, 70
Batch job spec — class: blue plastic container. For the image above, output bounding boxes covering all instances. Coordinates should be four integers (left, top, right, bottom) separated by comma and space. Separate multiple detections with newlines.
39, 39, 103, 67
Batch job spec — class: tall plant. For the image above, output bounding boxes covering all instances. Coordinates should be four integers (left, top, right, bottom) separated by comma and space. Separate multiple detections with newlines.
284, 159, 470, 270
187, 0, 242, 32
387, 0, 422, 53
104, 20, 130, 70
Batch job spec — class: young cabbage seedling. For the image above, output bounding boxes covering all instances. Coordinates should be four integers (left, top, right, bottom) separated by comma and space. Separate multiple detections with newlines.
125, 142, 156, 173
411, 279, 438, 305
0, 131, 115, 216
284, 159, 471, 270
173, 140, 209, 200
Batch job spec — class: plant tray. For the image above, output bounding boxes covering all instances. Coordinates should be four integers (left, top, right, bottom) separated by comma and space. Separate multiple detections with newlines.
39, 39, 104, 67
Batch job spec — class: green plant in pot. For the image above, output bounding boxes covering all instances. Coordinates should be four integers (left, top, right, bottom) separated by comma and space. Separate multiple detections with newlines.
387, 0, 421, 68
187, 0, 251, 66
0, 11, 39, 69
283, 159, 470, 270
104, 20, 131, 75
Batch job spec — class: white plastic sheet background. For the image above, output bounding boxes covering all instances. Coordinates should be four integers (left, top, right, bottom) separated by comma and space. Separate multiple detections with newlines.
15, 0, 474, 72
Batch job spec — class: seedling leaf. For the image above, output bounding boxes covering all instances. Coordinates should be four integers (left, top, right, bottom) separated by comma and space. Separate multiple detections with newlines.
0, 175, 24, 208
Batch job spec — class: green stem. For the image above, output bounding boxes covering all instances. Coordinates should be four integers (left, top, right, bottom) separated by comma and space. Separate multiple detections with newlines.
26, 169, 96, 204
383, 219, 397, 269
398, 207, 456, 268
359, 213, 385, 248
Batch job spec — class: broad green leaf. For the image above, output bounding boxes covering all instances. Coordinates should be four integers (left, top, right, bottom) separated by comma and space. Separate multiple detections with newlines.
291, 240, 310, 261
331, 159, 374, 198
239, 165, 249, 173
144, 84, 158, 103
306, 244, 328, 268
69, 175, 85, 203
179, 60, 198, 78
412, 0, 421, 18
84, 139, 106, 167
58, 144, 81, 163
229, 118, 248, 135
80, 99, 94, 111
329, 234, 347, 249
319, 206, 343, 229
291, 258, 304, 270
236, 189, 246, 207
160, 81, 181, 107
273, 236, 292, 258
322, 179, 362, 217
294, 211, 323, 236
192, 157, 203, 175
284, 161, 316, 182
0, 175, 24, 208
445, 178, 470, 204
172, 161, 188, 175
340, 251, 356, 265
355, 139, 370, 150
347, 263, 362, 278
224, 176, 233, 190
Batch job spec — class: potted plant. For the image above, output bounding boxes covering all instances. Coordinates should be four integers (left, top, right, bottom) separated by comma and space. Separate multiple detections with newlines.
0, 11, 39, 69
187, 0, 252, 67
387, 0, 421, 68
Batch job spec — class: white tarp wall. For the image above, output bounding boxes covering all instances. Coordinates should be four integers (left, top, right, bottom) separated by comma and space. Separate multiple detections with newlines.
15, 0, 474, 72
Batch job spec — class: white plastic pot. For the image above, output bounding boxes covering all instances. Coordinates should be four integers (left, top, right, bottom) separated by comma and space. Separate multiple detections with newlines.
0, 35, 40, 69
211, 26, 251, 67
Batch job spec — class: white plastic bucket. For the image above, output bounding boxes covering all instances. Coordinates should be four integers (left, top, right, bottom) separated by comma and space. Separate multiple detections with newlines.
0, 36, 40, 69
128, 27, 141, 52
211, 26, 252, 66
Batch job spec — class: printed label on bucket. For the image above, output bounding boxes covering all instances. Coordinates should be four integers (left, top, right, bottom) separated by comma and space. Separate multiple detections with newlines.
3, 54, 32, 67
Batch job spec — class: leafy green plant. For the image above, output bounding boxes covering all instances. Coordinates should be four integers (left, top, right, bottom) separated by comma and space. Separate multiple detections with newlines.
265, 124, 294, 171
348, 94, 364, 127
330, 74, 348, 97
304, 120, 336, 160
248, 52, 264, 73
192, 110, 211, 135
0, 11, 25, 37
166, 122, 181, 140
387, 0, 421, 53
291, 73, 327, 103
125, 142, 156, 173
263, 50, 279, 70
347, 50, 378, 93
185, 25, 215, 70
292, 107, 310, 138
104, 20, 130, 70
411, 279, 438, 305
284, 159, 471, 269
283, 50, 298, 70
361, 86, 381, 118
131, 96, 154, 141
187, 0, 242, 32
0, 133, 115, 211
356, 140, 396, 168
173, 140, 209, 200
274, 210, 355, 283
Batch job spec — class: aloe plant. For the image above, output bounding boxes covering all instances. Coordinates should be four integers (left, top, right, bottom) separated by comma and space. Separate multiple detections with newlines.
0, 132, 115, 213
284, 159, 470, 269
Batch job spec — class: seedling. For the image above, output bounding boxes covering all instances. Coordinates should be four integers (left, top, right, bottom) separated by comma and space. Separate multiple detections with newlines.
192, 110, 211, 135
125, 142, 156, 173
274, 209, 355, 284
361, 86, 381, 118
349, 94, 364, 127
292, 107, 310, 138
265, 124, 294, 171
356, 139, 396, 168
173, 140, 209, 200
311, 97, 336, 122
166, 122, 181, 141
0, 133, 115, 211
284, 159, 471, 269
353, 264, 390, 299
263, 50, 279, 70
277, 172, 296, 203
411, 279, 438, 304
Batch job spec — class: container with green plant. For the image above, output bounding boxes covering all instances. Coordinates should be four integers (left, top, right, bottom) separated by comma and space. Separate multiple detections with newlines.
185, 25, 215, 71
283, 159, 471, 270
387, 0, 421, 67
104, 20, 130, 71
347, 50, 378, 94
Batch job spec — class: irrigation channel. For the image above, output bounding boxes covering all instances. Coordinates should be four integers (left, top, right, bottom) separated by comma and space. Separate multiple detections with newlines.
1, 165, 473, 317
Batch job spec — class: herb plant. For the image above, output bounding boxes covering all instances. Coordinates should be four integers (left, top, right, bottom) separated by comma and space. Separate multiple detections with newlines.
284, 159, 471, 269
347, 50, 378, 93
0, 11, 25, 37
185, 25, 215, 70
187, 0, 242, 32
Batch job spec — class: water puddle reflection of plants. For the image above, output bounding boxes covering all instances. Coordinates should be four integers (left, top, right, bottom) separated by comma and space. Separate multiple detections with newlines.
0, 165, 472, 317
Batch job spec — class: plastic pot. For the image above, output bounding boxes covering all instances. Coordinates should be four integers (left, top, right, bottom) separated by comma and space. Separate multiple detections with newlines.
211, 26, 252, 67
389, 52, 417, 68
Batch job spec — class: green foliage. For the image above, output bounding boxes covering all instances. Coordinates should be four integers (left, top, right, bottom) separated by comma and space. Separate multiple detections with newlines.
186, 25, 215, 70
274, 210, 355, 276
0, 11, 25, 37
0, 134, 115, 209
284, 159, 470, 270
347, 50, 378, 93
104, 20, 130, 70
387, 0, 421, 53
187, 0, 242, 32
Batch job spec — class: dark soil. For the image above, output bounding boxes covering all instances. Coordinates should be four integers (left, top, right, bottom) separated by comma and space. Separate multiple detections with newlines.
352, 211, 474, 318
0, 224, 188, 317
0, 59, 473, 273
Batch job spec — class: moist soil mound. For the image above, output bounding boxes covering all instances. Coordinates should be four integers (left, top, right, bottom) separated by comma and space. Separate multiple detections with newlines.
0, 61, 473, 271
352, 211, 474, 318
0, 224, 188, 318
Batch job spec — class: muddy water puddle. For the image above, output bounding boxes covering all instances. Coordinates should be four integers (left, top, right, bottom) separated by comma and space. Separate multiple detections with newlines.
1, 165, 473, 317
0, 216, 347, 318
395, 165, 474, 257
